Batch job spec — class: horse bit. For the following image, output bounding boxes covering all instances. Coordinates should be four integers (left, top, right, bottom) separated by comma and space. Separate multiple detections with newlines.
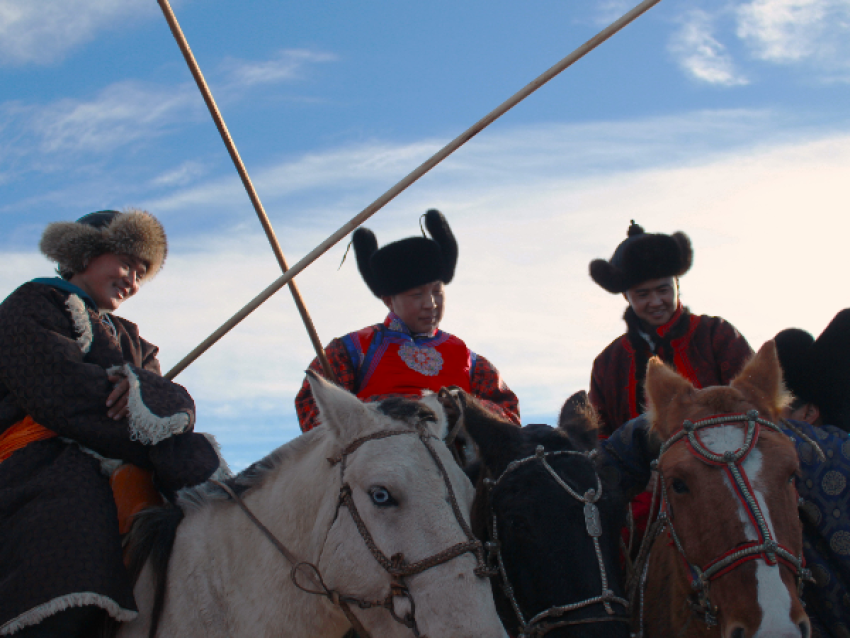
483, 445, 630, 638
632, 410, 816, 635
215, 422, 488, 638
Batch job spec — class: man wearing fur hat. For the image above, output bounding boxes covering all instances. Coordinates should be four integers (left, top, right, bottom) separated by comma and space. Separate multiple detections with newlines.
775, 310, 850, 638
587, 221, 753, 437
0, 210, 225, 637
296, 209, 519, 432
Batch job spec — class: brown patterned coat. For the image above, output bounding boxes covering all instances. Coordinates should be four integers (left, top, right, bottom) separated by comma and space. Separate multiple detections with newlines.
0, 281, 220, 634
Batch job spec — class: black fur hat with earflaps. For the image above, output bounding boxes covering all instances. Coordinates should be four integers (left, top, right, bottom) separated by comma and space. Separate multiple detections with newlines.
775, 309, 850, 431
589, 221, 693, 294
352, 209, 458, 297
40, 209, 168, 280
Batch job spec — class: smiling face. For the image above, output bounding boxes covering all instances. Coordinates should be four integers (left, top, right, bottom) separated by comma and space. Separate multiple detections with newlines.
382, 280, 445, 335
69, 252, 148, 311
624, 276, 678, 328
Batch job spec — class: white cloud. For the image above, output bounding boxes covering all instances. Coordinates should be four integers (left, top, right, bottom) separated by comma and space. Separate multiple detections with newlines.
0, 0, 156, 65
221, 49, 337, 88
5, 113, 849, 469
670, 10, 749, 86
736, 0, 850, 67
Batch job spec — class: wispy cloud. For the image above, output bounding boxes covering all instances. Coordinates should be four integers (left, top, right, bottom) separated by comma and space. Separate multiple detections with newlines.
221, 49, 337, 88
0, 0, 155, 65
4, 113, 849, 469
669, 9, 749, 86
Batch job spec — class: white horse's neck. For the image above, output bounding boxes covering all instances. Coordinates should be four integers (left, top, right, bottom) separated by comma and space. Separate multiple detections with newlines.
128, 427, 349, 638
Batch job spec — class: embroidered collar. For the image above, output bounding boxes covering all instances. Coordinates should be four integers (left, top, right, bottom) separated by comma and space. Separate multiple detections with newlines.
383, 312, 440, 340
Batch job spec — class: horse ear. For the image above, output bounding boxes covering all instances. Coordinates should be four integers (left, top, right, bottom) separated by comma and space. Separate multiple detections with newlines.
644, 357, 695, 439
460, 394, 523, 476
730, 341, 790, 417
557, 390, 599, 452
306, 371, 372, 443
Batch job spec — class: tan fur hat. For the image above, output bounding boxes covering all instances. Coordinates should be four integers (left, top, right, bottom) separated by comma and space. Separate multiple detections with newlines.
39, 209, 168, 280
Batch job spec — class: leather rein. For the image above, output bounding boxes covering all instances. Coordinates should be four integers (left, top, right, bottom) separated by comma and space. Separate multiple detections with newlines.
213, 421, 488, 638
630, 410, 817, 635
483, 445, 630, 638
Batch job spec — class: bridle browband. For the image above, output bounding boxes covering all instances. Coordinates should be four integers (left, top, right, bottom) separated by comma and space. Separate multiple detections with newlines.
214, 421, 488, 638
484, 444, 630, 638
632, 410, 816, 635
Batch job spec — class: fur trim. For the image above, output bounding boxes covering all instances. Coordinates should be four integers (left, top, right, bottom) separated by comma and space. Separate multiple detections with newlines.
0, 592, 137, 635
40, 209, 167, 280
774, 328, 816, 404
65, 294, 93, 353
353, 209, 458, 297
108, 364, 190, 445
589, 221, 693, 293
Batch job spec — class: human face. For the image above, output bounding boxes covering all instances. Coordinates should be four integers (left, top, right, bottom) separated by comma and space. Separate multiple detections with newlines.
69, 253, 148, 311
382, 281, 445, 335
624, 277, 678, 328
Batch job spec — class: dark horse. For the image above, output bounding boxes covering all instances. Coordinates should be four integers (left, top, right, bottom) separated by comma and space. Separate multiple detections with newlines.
446, 390, 630, 638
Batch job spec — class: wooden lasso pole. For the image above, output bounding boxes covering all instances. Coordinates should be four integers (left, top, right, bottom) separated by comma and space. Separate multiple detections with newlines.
165, 0, 663, 380
156, 0, 336, 382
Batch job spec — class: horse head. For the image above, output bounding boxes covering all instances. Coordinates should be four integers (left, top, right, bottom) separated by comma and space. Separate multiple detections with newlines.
642, 341, 810, 638
456, 390, 629, 638
308, 372, 508, 638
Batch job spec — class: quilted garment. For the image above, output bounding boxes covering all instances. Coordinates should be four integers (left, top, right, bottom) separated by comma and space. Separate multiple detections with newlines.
0, 281, 219, 633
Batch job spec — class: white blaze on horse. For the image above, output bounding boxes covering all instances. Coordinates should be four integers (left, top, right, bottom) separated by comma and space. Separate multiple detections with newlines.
118, 372, 508, 638
637, 342, 811, 638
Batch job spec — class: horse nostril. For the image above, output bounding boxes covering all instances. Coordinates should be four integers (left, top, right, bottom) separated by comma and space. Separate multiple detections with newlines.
799, 621, 810, 638
730, 628, 745, 638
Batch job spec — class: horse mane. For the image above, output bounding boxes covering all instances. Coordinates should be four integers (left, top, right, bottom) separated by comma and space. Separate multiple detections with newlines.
121, 431, 317, 638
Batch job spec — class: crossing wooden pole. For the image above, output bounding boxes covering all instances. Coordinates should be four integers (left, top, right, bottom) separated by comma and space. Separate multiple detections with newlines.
156, 0, 336, 381
165, 0, 663, 380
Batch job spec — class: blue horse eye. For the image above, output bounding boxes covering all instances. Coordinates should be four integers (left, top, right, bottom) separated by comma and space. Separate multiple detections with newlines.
370, 487, 396, 507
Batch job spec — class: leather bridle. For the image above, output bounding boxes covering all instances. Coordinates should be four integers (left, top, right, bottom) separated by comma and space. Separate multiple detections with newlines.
483, 445, 630, 638
214, 422, 488, 638
632, 410, 816, 635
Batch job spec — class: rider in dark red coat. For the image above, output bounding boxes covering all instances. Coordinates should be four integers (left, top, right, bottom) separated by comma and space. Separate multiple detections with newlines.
587, 222, 752, 437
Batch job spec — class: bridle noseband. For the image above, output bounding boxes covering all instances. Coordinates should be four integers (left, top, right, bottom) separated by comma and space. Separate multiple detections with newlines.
633, 410, 815, 634
484, 444, 630, 638
215, 421, 487, 638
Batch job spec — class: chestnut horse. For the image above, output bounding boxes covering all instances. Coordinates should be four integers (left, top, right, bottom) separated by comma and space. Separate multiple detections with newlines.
448, 390, 630, 638
635, 343, 810, 638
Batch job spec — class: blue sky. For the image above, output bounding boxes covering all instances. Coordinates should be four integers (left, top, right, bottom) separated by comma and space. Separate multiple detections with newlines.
2, 0, 849, 470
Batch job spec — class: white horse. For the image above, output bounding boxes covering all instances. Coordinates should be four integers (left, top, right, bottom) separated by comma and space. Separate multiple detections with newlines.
117, 372, 507, 638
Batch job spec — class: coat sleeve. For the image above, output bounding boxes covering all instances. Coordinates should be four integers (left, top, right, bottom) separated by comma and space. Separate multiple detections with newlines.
469, 354, 521, 426
711, 318, 753, 385
597, 414, 659, 500
295, 338, 358, 432
0, 286, 217, 491
589, 352, 619, 438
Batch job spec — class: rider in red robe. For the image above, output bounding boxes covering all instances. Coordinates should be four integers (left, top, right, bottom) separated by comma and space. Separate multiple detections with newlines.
296, 210, 519, 432
586, 221, 752, 549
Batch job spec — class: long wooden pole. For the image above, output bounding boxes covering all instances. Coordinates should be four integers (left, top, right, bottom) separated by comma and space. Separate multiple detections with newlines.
156, 0, 336, 381
165, 0, 663, 380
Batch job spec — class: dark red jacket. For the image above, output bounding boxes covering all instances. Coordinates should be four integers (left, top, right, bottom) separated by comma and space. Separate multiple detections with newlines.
589, 305, 752, 437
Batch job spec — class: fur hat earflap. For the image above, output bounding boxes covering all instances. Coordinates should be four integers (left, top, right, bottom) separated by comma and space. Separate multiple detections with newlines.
775, 309, 850, 431
352, 209, 459, 297
40, 209, 167, 280
589, 221, 693, 294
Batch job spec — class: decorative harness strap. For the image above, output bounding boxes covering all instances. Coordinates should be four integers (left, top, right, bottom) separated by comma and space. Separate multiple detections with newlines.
632, 410, 818, 634
484, 445, 630, 638
214, 422, 487, 638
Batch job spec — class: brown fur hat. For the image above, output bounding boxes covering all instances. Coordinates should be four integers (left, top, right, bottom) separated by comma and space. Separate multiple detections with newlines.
353, 209, 458, 297
39, 209, 167, 280
589, 221, 693, 294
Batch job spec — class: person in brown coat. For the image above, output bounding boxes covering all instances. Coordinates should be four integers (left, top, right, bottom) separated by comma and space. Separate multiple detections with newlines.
0, 210, 224, 637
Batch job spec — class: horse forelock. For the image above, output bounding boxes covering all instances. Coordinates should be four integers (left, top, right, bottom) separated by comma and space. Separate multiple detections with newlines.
376, 396, 438, 429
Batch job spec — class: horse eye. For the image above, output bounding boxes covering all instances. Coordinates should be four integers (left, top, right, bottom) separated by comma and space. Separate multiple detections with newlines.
671, 478, 689, 494
369, 487, 398, 507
